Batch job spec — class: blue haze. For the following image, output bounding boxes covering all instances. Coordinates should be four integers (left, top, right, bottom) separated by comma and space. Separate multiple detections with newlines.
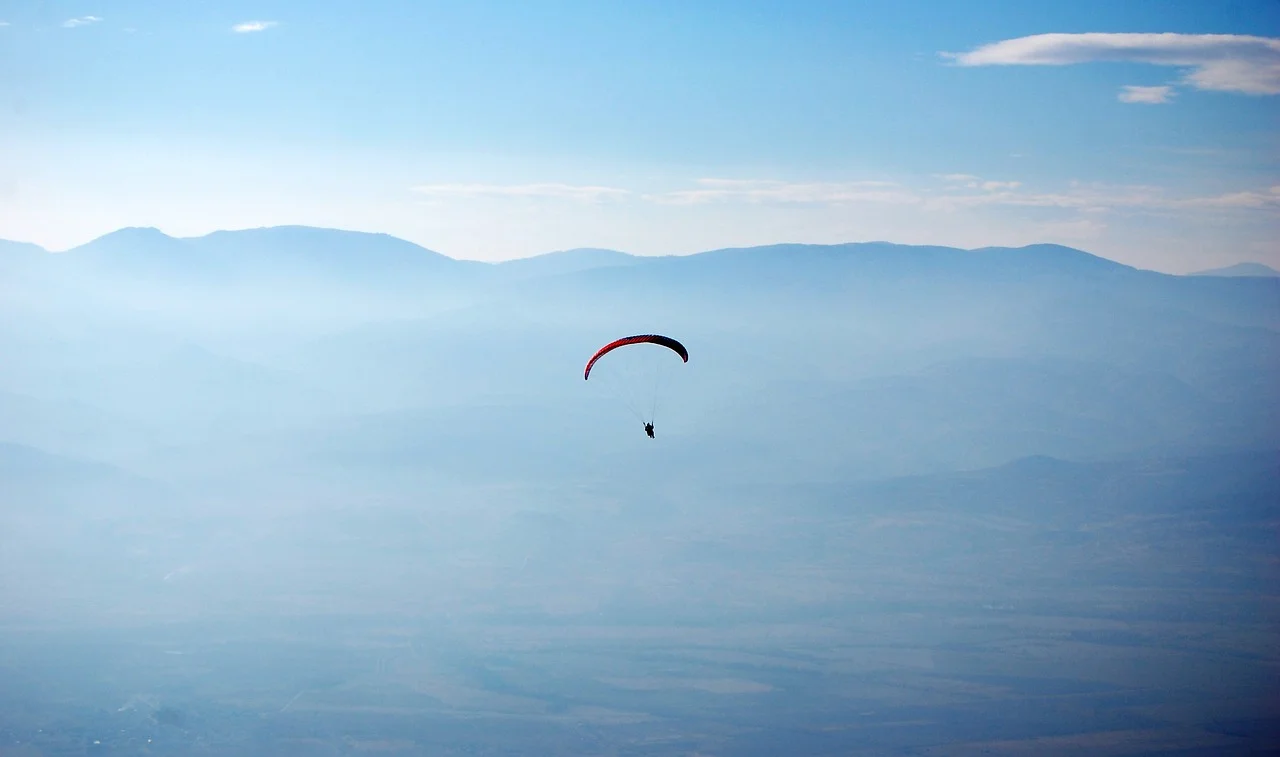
0, 228, 1277, 753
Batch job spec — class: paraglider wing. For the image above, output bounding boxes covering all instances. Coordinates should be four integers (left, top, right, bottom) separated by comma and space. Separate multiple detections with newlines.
583, 334, 688, 380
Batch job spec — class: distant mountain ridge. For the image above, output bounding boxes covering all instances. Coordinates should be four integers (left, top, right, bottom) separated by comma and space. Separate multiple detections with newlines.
0, 239, 48, 256
5, 226, 1277, 285
1192, 262, 1280, 278
2, 223, 1277, 489
4, 227, 1277, 337
496, 247, 640, 278
3, 225, 1139, 276
57, 225, 476, 281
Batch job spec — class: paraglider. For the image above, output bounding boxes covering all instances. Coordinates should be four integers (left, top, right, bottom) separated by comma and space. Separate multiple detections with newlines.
584, 334, 688, 437
583, 334, 689, 380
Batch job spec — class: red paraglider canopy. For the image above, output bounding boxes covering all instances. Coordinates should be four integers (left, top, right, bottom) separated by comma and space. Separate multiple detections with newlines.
583, 335, 688, 380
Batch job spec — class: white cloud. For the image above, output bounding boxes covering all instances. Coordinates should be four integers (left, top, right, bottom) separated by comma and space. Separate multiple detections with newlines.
232, 20, 277, 33
944, 33, 1280, 95
627, 175, 1277, 219
1176, 186, 1280, 210
411, 182, 630, 203
936, 175, 1021, 191
5, 135, 1276, 269
1118, 85, 1174, 104
0, 21, 11, 27
649, 178, 917, 206
62, 16, 102, 28
927, 178, 1280, 217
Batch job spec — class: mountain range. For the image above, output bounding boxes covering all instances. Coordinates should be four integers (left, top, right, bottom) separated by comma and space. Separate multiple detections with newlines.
3, 224, 1278, 752
5, 224, 1277, 282
2, 225, 1276, 482
1192, 261, 1280, 278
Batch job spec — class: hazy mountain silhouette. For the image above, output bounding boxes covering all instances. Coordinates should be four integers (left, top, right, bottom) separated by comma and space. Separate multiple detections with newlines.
2, 226, 1278, 754
496, 247, 640, 279
48, 225, 486, 294
0, 238, 48, 267
1191, 261, 1280, 277
0, 441, 163, 509
2, 226, 1276, 476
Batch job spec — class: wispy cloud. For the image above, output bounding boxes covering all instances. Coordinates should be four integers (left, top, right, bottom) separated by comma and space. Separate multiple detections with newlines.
411, 182, 630, 203
646, 175, 1277, 218
0, 21, 11, 27
943, 33, 1280, 96
648, 178, 916, 206
937, 174, 1022, 191
928, 178, 1280, 216
1118, 85, 1174, 104
62, 15, 102, 28
232, 20, 277, 33
930, 183, 1151, 213
409, 175, 1280, 222
1176, 186, 1280, 210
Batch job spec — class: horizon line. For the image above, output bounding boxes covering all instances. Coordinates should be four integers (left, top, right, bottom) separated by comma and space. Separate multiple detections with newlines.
2, 223, 1273, 276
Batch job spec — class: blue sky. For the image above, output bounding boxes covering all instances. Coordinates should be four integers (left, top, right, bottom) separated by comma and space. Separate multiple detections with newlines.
1, 0, 1277, 270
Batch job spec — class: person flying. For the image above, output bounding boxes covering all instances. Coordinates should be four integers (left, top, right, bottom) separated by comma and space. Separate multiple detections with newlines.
582, 335, 688, 440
